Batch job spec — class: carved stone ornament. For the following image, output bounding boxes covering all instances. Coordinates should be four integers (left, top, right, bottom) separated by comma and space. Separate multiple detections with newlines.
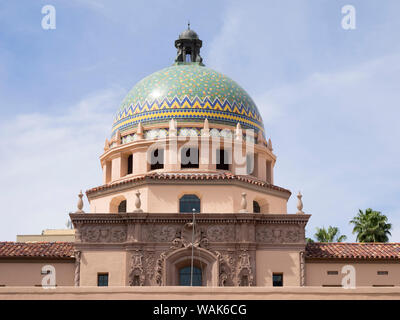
146, 225, 177, 242
181, 222, 202, 247
206, 225, 235, 242
129, 251, 146, 286
236, 250, 254, 286
300, 251, 305, 287
133, 190, 143, 213
81, 226, 127, 243
256, 225, 301, 243
74, 251, 81, 287
75, 191, 85, 213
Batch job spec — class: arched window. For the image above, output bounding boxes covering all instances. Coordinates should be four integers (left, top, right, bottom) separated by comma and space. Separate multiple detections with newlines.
179, 194, 200, 213
179, 266, 202, 286
150, 148, 164, 170
118, 200, 127, 213
253, 201, 260, 213
181, 147, 199, 169
216, 149, 230, 170
127, 155, 133, 175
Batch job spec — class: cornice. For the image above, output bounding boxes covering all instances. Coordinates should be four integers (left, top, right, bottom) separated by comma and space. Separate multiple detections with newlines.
70, 213, 310, 225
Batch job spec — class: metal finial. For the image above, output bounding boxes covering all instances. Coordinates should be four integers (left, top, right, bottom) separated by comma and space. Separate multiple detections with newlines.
188, 21, 190, 30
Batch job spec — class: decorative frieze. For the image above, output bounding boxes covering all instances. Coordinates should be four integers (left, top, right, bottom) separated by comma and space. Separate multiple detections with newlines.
255, 225, 303, 243
206, 225, 235, 242
80, 226, 127, 243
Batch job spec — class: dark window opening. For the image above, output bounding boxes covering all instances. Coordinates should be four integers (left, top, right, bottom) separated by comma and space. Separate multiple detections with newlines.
240, 275, 249, 286
377, 271, 389, 275
179, 266, 202, 286
127, 155, 133, 175
97, 273, 109, 287
216, 149, 230, 170
322, 284, 342, 287
327, 271, 339, 275
181, 147, 199, 169
118, 200, 127, 213
253, 201, 261, 213
132, 275, 140, 286
273, 273, 283, 287
179, 194, 200, 213
150, 148, 164, 170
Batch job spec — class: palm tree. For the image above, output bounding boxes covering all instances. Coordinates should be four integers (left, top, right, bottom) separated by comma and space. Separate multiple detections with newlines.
350, 209, 392, 242
314, 226, 347, 242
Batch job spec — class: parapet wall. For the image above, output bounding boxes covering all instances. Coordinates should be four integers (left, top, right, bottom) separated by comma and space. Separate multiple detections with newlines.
1, 286, 400, 300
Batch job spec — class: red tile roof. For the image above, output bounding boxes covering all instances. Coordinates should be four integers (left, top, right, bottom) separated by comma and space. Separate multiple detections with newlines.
306, 243, 400, 260
0, 242, 75, 259
2, 242, 399, 261
86, 171, 292, 195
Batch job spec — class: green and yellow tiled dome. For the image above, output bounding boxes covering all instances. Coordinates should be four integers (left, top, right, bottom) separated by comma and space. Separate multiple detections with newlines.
112, 63, 265, 137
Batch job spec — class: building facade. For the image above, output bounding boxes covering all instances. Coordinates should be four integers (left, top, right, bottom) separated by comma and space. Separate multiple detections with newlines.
1, 27, 399, 290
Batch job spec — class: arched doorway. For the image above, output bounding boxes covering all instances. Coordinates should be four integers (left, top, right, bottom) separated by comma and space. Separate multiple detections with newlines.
179, 266, 202, 286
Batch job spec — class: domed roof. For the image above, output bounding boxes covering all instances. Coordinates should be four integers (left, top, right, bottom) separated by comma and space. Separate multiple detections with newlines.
112, 63, 265, 137
179, 28, 199, 40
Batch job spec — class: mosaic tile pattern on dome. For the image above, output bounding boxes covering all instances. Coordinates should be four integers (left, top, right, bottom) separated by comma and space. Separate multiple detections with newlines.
112, 64, 265, 136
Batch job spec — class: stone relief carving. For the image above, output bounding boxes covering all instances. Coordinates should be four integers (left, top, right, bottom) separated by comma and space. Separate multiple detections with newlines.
216, 251, 235, 286
155, 252, 166, 286
144, 251, 156, 283
129, 250, 145, 286
80, 226, 127, 243
206, 225, 235, 242
146, 225, 177, 242
300, 251, 305, 287
74, 251, 81, 287
256, 225, 302, 243
236, 250, 254, 286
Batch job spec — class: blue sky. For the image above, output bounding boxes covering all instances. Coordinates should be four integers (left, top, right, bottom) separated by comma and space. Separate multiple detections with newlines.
0, 0, 399, 241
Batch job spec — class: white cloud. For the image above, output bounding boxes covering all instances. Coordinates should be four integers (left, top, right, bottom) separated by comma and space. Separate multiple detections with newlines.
254, 54, 400, 241
0, 87, 125, 241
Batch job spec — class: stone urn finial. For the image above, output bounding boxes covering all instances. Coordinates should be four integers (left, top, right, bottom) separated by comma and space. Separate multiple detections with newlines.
75, 190, 85, 213
133, 190, 143, 213
239, 192, 248, 213
297, 191, 304, 214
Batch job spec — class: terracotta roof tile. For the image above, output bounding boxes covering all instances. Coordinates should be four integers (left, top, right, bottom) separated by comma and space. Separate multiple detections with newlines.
0, 242, 75, 259
306, 243, 400, 260
86, 172, 291, 195
1, 242, 400, 261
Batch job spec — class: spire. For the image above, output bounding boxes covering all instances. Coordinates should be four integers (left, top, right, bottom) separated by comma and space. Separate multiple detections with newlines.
175, 24, 203, 65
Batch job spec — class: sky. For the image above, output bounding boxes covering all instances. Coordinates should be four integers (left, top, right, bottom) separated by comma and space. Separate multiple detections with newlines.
0, 0, 399, 242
